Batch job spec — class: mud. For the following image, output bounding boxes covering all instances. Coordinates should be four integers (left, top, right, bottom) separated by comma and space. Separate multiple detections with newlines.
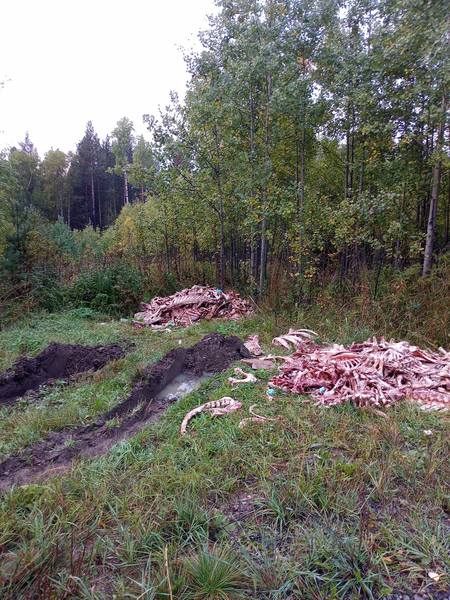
0, 332, 249, 492
0, 342, 130, 407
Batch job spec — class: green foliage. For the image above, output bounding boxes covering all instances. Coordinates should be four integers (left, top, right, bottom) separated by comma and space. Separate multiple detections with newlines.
39, 149, 69, 221
49, 217, 78, 258
2, 0, 450, 297
72, 224, 102, 258
66, 307, 96, 319
69, 262, 144, 315
0, 201, 35, 281
28, 265, 65, 312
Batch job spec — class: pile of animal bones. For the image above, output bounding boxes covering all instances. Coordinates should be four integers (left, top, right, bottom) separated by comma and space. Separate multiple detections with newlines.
269, 330, 450, 411
180, 330, 450, 435
133, 285, 254, 329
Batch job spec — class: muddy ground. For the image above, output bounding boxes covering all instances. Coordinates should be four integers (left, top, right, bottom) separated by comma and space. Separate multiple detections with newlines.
0, 332, 249, 492
0, 342, 131, 407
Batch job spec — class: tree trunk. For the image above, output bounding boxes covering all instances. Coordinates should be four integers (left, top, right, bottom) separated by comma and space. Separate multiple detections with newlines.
423, 94, 446, 277
259, 71, 272, 298
299, 125, 306, 281
249, 81, 258, 284
394, 186, 406, 269
445, 171, 450, 246
124, 170, 129, 204
213, 125, 226, 290
90, 170, 96, 228
97, 179, 102, 229
345, 128, 350, 198
67, 194, 71, 229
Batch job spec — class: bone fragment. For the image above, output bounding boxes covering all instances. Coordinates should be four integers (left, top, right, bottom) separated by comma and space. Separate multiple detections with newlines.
228, 368, 257, 385
239, 405, 282, 428
244, 334, 264, 356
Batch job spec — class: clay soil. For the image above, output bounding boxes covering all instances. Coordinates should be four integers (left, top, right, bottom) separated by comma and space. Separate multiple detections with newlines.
0, 342, 130, 407
0, 332, 249, 492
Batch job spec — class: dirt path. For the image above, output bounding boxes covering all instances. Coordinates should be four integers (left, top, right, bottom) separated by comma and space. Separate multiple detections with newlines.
0, 332, 249, 492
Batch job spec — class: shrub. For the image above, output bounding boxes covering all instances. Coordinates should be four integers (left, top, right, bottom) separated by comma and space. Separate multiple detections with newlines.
69, 262, 145, 315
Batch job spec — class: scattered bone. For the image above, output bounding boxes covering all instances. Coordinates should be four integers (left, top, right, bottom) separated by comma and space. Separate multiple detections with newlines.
239, 404, 282, 428
269, 336, 450, 411
362, 406, 390, 419
241, 358, 276, 371
228, 368, 257, 385
180, 397, 243, 436
244, 335, 264, 356
272, 328, 318, 350
133, 285, 254, 329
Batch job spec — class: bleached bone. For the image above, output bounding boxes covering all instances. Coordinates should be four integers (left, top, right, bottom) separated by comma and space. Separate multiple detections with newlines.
272, 328, 318, 350
244, 334, 264, 356
181, 397, 242, 436
239, 404, 283, 428
228, 368, 257, 385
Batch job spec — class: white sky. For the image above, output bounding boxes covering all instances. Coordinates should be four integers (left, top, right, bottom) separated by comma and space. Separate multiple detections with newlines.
0, 0, 218, 156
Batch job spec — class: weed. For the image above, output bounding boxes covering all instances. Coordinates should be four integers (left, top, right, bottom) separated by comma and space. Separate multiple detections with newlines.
183, 544, 248, 600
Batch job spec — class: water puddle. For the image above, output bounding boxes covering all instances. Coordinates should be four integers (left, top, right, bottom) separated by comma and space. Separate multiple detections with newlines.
155, 372, 211, 401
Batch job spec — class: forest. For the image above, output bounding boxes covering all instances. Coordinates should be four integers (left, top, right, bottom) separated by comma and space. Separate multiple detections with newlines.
0, 0, 449, 330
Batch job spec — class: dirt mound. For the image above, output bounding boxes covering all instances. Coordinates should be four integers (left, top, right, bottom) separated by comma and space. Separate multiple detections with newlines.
0, 342, 130, 407
0, 332, 249, 492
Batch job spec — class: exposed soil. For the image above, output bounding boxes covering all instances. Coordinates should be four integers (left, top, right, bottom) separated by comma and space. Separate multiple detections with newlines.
0, 342, 131, 407
0, 332, 249, 492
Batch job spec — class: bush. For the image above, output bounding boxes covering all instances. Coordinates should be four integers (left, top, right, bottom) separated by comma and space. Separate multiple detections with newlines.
49, 218, 78, 258
69, 262, 145, 315
29, 266, 66, 311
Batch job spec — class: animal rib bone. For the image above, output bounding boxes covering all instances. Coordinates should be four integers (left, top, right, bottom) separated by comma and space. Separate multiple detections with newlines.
133, 285, 254, 328
181, 397, 242, 436
238, 404, 283, 428
272, 328, 318, 350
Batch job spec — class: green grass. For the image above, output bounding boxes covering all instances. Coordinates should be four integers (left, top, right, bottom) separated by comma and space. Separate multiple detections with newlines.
0, 310, 449, 598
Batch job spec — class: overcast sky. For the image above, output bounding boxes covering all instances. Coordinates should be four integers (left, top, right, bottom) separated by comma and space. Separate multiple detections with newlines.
0, 0, 218, 156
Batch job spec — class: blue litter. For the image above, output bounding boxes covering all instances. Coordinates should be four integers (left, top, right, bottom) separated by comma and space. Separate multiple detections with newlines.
267, 389, 276, 396
318, 387, 326, 393
215, 289, 222, 294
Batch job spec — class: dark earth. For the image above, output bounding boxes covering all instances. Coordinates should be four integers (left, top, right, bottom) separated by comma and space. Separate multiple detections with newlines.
0, 341, 130, 407
0, 332, 249, 492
